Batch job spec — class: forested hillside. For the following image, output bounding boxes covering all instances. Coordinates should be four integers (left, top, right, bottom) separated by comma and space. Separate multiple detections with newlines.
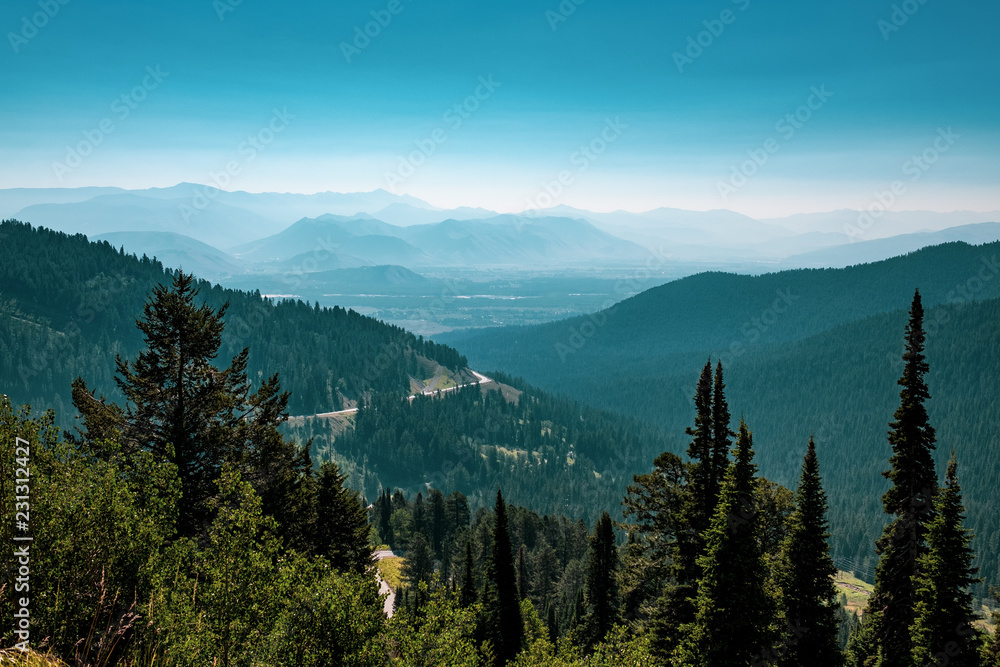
0, 219, 671, 524
0, 220, 465, 420
442, 244, 1000, 593
442, 240, 1000, 369
290, 376, 672, 521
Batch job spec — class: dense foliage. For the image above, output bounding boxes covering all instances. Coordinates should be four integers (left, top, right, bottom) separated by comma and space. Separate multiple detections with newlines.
289, 374, 672, 522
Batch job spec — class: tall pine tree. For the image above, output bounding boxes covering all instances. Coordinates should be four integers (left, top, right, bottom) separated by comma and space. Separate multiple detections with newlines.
868, 289, 939, 667
673, 420, 778, 667
484, 489, 523, 665
776, 438, 842, 667
113, 271, 249, 536
656, 361, 715, 654
910, 453, 981, 667
710, 361, 733, 510
582, 511, 620, 649
460, 538, 478, 608
686, 360, 716, 537
314, 461, 374, 575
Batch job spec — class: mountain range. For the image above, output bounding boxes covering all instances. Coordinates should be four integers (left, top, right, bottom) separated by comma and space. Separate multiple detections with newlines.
5, 186, 999, 280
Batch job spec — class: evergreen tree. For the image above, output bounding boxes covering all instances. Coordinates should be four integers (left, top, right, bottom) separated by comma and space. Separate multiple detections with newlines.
401, 532, 435, 612
651, 362, 716, 655
583, 511, 620, 649
685, 360, 716, 536
517, 544, 530, 601
869, 289, 939, 667
429, 488, 447, 559
314, 461, 374, 575
413, 491, 427, 537
910, 453, 981, 667
986, 586, 1000, 667
547, 604, 559, 645
710, 361, 733, 509
239, 374, 317, 553
776, 438, 842, 667
460, 539, 478, 608
377, 489, 394, 546
844, 612, 880, 667
621, 449, 688, 656
673, 420, 778, 667
484, 489, 523, 665
446, 491, 471, 537
109, 271, 251, 536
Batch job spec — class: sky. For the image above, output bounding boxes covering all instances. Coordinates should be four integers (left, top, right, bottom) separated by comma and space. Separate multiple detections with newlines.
1, 0, 998, 217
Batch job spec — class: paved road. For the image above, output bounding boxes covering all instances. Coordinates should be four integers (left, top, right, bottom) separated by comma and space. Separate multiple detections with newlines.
375, 549, 396, 617
308, 370, 492, 419
422, 365, 444, 394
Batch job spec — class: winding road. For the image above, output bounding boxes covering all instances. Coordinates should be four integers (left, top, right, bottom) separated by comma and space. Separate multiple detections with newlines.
308, 370, 492, 419
375, 549, 396, 617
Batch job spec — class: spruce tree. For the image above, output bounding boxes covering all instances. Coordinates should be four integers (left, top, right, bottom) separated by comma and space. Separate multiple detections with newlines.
583, 511, 620, 649
986, 586, 1000, 667
776, 438, 843, 667
844, 612, 879, 667
413, 491, 427, 537
401, 532, 435, 612
111, 271, 251, 536
686, 360, 716, 536
673, 420, 778, 667
910, 453, 981, 667
547, 605, 559, 645
460, 539, 478, 608
446, 491, 471, 536
869, 289, 939, 667
485, 489, 523, 665
239, 374, 316, 553
429, 488, 447, 558
656, 361, 715, 654
710, 361, 733, 508
314, 461, 374, 575
517, 544, 530, 601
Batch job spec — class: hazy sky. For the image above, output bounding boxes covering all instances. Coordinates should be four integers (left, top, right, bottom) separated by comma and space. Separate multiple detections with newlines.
1, 0, 997, 216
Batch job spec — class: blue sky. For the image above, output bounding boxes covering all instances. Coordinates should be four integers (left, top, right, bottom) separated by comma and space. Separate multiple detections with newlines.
1, 0, 997, 216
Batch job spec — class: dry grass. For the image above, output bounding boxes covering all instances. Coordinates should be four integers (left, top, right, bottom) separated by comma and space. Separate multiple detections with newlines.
0, 649, 68, 666
378, 556, 405, 591
834, 569, 873, 616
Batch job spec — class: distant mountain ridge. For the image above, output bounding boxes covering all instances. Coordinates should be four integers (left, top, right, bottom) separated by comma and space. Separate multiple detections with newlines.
4, 185, 999, 273
230, 213, 651, 268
